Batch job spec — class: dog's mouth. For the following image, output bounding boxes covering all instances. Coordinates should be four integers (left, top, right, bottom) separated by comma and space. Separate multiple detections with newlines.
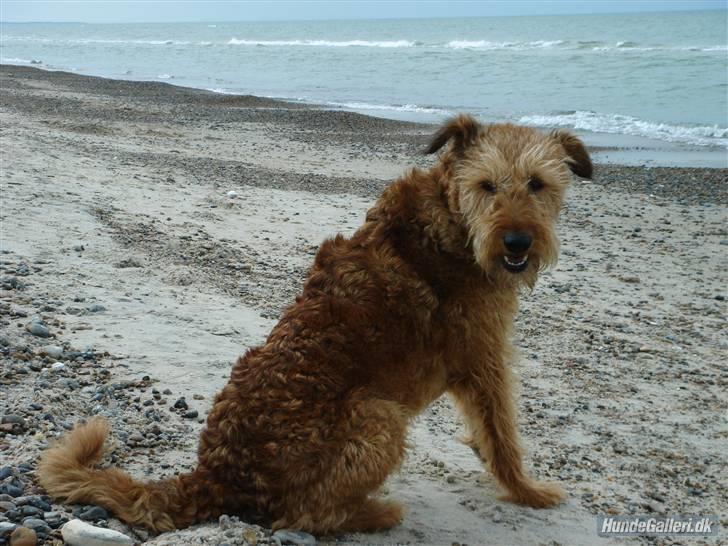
503, 254, 529, 273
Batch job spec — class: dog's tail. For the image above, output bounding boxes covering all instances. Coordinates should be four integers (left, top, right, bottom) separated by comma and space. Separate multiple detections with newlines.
37, 417, 215, 532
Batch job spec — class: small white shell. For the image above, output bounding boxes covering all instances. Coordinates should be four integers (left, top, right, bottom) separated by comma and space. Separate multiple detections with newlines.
226, 190, 238, 199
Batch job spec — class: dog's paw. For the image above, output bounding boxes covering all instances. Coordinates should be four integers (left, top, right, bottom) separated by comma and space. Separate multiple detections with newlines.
500, 480, 565, 508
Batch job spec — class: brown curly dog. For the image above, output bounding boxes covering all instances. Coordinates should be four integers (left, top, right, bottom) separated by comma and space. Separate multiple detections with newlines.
37, 115, 591, 535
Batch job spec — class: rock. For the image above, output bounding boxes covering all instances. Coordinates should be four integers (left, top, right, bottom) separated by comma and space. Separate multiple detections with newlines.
226, 190, 238, 199
43, 511, 64, 528
73, 245, 85, 252
19, 518, 50, 536
173, 398, 188, 410
273, 529, 317, 546
51, 362, 65, 371
0, 483, 24, 497
1, 415, 25, 427
0, 466, 12, 480
61, 519, 134, 546
0, 522, 18, 538
86, 303, 106, 313
42, 345, 63, 359
9, 526, 36, 546
183, 410, 198, 419
127, 432, 144, 443
19, 506, 43, 518
15, 497, 52, 512
25, 322, 49, 338
79, 506, 108, 521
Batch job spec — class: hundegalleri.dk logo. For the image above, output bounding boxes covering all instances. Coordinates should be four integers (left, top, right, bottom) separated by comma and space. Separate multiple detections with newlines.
597, 515, 719, 537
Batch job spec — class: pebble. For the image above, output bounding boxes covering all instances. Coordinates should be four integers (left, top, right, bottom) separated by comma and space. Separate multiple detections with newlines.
9, 526, 36, 546
24, 322, 50, 338
61, 519, 134, 546
51, 362, 65, 371
86, 303, 106, 313
41, 345, 63, 359
183, 410, 199, 419
0, 466, 12, 480
273, 529, 317, 546
19, 518, 50, 536
0, 522, 18, 538
173, 398, 188, 410
79, 506, 109, 521
226, 190, 238, 199
1, 415, 25, 427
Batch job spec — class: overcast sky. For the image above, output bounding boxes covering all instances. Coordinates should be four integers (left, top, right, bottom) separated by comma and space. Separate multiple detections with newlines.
1, 0, 725, 23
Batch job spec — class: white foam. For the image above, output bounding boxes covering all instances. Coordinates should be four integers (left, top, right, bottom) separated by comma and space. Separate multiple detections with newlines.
156, 73, 173, 79
519, 111, 728, 148
322, 100, 452, 116
446, 40, 565, 50
226, 38, 415, 48
1, 57, 35, 64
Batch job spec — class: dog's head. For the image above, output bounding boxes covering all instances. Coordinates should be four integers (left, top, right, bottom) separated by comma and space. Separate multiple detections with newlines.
427, 114, 591, 286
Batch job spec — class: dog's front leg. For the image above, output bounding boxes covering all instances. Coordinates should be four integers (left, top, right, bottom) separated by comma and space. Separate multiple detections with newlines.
449, 360, 564, 508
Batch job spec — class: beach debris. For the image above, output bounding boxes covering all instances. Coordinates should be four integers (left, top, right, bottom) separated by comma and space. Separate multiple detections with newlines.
226, 190, 238, 199
61, 519, 134, 546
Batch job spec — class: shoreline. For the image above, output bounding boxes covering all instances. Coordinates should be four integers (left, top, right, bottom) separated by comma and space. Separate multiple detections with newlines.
2, 63, 726, 168
0, 63, 726, 545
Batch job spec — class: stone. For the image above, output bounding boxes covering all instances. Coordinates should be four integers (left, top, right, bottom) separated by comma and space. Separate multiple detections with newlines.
273, 529, 317, 546
42, 345, 63, 359
183, 410, 198, 419
226, 190, 238, 199
25, 323, 49, 338
9, 526, 36, 546
79, 506, 109, 521
0, 466, 12, 480
19, 518, 50, 536
1, 415, 25, 427
61, 519, 134, 546
0, 522, 18, 538
173, 398, 188, 410
86, 304, 106, 313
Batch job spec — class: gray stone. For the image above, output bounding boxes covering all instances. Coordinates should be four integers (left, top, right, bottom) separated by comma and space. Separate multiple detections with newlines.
1, 415, 25, 427
79, 506, 108, 521
42, 345, 63, 359
0, 521, 18, 537
25, 323, 50, 338
20, 518, 50, 536
273, 529, 317, 546
86, 303, 106, 313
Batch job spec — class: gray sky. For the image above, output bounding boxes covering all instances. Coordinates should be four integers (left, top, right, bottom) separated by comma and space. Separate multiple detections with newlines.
2, 0, 725, 23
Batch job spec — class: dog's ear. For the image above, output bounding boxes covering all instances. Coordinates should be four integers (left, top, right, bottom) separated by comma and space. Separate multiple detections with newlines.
425, 114, 481, 155
551, 130, 592, 179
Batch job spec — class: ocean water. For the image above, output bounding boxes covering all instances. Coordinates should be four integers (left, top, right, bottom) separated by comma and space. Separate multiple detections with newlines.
2, 11, 727, 148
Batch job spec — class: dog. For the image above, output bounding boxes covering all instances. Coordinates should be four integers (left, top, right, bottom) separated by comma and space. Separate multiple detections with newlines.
37, 115, 591, 535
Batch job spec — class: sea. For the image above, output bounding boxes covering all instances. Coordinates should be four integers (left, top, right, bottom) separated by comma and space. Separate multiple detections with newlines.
2, 10, 727, 150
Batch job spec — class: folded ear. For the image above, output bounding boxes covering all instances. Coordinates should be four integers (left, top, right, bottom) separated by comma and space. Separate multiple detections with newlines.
425, 114, 481, 155
551, 130, 592, 179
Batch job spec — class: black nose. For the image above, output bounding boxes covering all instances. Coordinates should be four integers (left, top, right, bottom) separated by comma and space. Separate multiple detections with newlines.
503, 232, 532, 253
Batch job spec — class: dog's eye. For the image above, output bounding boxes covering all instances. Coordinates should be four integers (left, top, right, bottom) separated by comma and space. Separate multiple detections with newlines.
480, 180, 496, 193
528, 177, 544, 192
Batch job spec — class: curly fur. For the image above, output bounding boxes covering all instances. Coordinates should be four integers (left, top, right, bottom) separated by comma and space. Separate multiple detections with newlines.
37, 116, 590, 535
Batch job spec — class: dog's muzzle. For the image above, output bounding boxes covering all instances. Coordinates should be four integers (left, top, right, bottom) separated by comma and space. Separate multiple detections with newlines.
502, 232, 532, 273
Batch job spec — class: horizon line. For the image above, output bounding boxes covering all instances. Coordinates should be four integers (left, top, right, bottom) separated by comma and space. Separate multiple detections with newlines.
1, 6, 725, 25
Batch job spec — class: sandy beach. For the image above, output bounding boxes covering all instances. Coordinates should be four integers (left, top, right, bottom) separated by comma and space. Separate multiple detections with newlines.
0, 65, 726, 545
